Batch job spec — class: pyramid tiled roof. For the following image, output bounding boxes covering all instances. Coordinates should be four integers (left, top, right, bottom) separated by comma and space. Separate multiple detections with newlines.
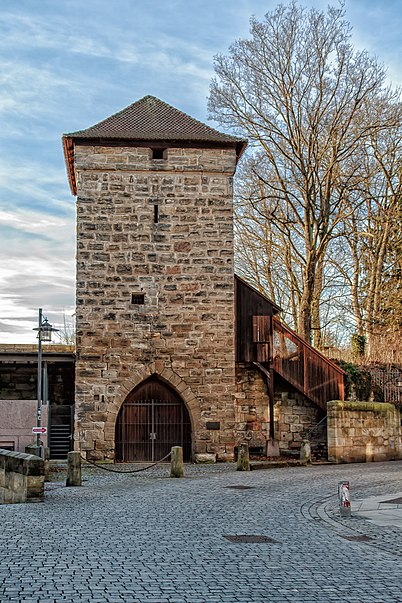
63, 96, 247, 194
65, 95, 243, 143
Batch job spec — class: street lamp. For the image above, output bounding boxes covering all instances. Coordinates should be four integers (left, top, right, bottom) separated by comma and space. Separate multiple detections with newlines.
33, 309, 59, 455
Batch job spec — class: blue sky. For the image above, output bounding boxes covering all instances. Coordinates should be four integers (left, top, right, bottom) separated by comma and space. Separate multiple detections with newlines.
1, 0, 401, 343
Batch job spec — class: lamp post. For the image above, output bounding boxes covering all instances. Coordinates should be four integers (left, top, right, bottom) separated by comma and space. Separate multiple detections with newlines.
33, 309, 58, 455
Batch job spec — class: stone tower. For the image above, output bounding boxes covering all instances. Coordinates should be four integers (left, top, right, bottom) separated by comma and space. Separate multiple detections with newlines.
63, 96, 246, 461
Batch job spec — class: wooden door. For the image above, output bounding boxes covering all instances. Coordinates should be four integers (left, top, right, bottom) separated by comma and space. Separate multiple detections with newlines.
115, 377, 192, 462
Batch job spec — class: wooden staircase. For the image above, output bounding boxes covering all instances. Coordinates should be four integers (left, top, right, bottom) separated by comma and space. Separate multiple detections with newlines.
271, 317, 344, 410
235, 275, 344, 410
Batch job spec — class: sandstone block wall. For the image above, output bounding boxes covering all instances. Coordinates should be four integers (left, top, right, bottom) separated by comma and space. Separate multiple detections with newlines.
327, 401, 402, 463
0, 449, 44, 504
235, 365, 323, 455
74, 145, 237, 460
235, 363, 269, 449
274, 387, 323, 453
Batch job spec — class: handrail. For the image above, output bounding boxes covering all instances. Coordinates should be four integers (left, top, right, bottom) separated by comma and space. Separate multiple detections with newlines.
273, 317, 345, 376
272, 316, 345, 407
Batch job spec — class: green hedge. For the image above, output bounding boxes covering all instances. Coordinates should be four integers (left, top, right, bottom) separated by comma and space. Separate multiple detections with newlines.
333, 360, 372, 401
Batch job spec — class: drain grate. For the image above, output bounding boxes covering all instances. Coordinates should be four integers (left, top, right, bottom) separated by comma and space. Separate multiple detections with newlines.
342, 535, 372, 542
224, 535, 277, 544
224, 485, 255, 490
380, 497, 402, 505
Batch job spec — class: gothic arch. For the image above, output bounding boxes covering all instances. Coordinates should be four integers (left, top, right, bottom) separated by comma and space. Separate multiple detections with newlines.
104, 363, 199, 458
115, 375, 192, 462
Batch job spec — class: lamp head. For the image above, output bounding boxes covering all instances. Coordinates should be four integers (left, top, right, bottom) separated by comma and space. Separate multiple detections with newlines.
41, 318, 53, 342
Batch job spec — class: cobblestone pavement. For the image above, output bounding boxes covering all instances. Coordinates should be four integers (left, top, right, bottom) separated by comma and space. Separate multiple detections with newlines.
1, 460, 402, 603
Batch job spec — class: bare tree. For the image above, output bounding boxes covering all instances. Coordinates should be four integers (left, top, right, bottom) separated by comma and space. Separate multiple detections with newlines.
209, 1, 398, 344
341, 105, 402, 358
54, 312, 76, 346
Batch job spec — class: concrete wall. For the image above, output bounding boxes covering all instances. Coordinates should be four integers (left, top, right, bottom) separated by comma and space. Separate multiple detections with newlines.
327, 401, 402, 463
74, 145, 237, 461
0, 449, 44, 504
0, 400, 48, 452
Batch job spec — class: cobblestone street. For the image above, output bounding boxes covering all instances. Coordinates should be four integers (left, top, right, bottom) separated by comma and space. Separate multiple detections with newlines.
1, 460, 401, 603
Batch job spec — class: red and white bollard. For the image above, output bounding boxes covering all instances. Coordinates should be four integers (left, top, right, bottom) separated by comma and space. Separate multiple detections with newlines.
338, 481, 351, 517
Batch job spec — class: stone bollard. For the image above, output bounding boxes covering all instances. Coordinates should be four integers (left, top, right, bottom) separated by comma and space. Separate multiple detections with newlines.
42, 447, 50, 482
170, 446, 184, 478
237, 442, 250, 471
25, 444, 40, 458
338, 481, 351, 517
300, 440, 312, 464
66, 451, 82, 487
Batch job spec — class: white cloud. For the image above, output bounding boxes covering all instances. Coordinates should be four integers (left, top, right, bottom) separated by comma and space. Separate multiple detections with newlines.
0, 159, 73, 211
0, 254, 75, 344
0, 0, 400, 345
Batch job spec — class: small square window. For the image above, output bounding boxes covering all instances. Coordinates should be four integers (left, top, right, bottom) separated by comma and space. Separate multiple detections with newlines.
131, 293, 145, 305
152, 148, 166, 160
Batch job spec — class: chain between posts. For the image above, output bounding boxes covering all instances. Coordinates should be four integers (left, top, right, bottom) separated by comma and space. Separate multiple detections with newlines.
79, 451, 172, 474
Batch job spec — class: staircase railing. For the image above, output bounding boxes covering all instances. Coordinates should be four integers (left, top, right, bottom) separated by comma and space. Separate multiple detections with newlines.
272, 317, 345, 409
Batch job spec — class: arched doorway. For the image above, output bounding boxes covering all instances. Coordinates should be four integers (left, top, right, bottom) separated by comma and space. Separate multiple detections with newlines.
115, 376, 192, 462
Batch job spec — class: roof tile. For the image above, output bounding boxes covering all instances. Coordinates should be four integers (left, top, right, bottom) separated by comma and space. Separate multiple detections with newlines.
65, 95, 244, 144
62, 95, 247, 195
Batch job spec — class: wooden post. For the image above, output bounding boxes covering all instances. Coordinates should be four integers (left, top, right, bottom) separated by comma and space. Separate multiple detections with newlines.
66, 451, 82, 487
303, 345, 308, 396
237, 442, 250, 471
170, 446, 184, 478
269, 368, 275, 441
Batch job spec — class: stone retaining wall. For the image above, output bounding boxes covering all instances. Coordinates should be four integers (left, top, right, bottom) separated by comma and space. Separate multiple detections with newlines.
327, 401, 402, 463
0, 449, 44, 504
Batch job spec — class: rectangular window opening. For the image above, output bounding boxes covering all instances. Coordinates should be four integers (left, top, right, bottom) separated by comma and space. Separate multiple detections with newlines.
154, 204, 159, 224
131, 293, 145, 305
152, 148, 166, 160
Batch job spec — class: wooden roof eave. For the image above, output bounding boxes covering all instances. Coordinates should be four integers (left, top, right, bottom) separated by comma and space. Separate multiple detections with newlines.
62, 136, 77, 196
235, 274, 281, 315
236, 140, 247, 163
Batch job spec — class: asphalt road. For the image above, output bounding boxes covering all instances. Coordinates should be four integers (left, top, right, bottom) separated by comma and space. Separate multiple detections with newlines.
1, 460, 401, 603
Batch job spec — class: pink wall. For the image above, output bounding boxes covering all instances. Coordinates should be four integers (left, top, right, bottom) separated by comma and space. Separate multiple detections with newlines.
0, 400, 48, 452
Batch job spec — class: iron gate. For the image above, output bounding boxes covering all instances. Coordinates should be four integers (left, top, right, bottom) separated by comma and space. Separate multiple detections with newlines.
115, 377, 192, 462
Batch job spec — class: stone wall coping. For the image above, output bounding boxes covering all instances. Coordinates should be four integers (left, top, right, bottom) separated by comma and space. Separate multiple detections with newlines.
0, 448, 44, 475
328, 400, 397, 414
0, 344, 75, 353
0, 448, 45, 504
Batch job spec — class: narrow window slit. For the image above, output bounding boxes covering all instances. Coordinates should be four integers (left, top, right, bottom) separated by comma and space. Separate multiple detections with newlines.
154, 204, 159, 224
